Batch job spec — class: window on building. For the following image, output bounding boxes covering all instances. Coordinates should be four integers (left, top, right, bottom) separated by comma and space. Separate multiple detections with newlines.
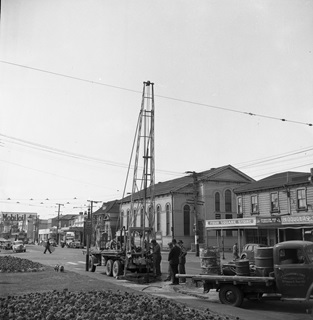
120, 210, 124, 227
133, 209, 137, 227
225, 189, 232, 212
215, 213, 221, 219
148, 206, 152, 227
166, 203, 171, 235
251, 195, 259, 214
215, 192, 220, 212
140, 208, 144, 227
237, 197, 243, 217
183, 205, 191, 236
297, 189, 307, 210
156, 205, 161, 232
126, 209, 130, 228
270, 192, 279, 212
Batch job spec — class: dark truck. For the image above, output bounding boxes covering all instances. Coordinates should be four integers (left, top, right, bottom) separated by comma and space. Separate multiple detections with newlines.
177, 240, 313, 309
84, 227, 154, 279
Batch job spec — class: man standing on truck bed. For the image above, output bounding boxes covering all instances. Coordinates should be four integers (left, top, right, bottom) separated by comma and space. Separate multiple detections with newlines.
168, 239, 181, 285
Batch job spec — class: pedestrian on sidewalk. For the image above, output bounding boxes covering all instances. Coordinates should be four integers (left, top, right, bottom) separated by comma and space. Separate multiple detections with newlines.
164, 242, 173, 281
44, 239, 52, 254
232, 242, 239, 260
150, 239, 162, 277
168, 239, 181, 285
178, 240, 187, 283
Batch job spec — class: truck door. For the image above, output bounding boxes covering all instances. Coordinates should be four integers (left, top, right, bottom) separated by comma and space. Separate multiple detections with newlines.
274, 248, 313, 298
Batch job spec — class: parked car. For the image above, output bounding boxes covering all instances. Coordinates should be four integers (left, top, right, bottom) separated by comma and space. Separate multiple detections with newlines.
0, 239, 13, 250
49, 239, 58, 247
240, 243, 268, 263
69, 241, 84, 249
12, 240, 26, 253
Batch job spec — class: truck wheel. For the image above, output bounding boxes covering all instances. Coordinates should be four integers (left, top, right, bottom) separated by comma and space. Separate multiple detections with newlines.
106, 259, 114, 276
112, 260, 122, 277
219, 285, 244, 307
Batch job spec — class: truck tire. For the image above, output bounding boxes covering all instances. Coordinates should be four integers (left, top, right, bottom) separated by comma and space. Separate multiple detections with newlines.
106, 259, 114, 276
219, 285, 244, 307
112, 260, 122, 277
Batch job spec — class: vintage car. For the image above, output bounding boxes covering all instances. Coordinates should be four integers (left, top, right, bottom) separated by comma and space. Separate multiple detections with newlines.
12, 240, 26, 253
69, 241, 84, 249
240, 243, 268, 263
49, 239, 58, 247
0, 239, 12, 250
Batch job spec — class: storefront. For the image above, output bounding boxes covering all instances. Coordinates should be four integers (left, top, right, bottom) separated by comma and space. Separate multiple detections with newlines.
205, 214, 313, 253
205, 216, 280, 253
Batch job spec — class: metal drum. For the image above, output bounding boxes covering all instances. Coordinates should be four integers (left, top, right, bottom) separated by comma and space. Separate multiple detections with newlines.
235, 259, 250, 276
254, 247, 274, 277
200, 247, 221, 274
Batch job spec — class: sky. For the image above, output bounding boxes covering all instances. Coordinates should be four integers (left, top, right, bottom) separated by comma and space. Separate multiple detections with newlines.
0, 0, 312, 219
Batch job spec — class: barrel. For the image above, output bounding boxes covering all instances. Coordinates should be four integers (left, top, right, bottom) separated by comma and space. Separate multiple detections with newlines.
254, 247, 274, 277
235, 259, 250, 276
200, 247, 221, 274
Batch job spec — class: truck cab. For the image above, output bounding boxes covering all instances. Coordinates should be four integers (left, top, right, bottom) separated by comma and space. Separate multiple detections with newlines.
274, 240, 313, 299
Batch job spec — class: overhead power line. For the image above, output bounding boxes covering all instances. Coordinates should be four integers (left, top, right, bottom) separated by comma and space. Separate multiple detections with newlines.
0, 60, 312, 127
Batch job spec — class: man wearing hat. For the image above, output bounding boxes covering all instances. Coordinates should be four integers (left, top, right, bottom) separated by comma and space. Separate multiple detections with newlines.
168, 239, 181, 285
151, 239, 162, 278
178, 240, 187, 283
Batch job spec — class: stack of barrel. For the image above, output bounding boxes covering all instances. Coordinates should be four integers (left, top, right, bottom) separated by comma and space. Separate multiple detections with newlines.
254, 247, 274, 277
200, 246, 221, 274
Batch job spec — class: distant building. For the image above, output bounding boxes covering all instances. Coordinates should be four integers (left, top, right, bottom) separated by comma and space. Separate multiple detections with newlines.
0, 212, 38, 242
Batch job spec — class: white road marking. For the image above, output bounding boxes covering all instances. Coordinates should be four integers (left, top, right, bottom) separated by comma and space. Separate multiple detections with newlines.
67, 262, 78, 265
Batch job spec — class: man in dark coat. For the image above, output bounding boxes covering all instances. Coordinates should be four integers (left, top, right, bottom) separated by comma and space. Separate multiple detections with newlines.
168, 239, 181, 285
44, 239, 52, 254
178, 240, 187, 283
151, 239, 162, 277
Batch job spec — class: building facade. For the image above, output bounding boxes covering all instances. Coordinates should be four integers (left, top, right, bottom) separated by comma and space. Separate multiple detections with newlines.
119, 165, 254, 250
205, 169, 313, 253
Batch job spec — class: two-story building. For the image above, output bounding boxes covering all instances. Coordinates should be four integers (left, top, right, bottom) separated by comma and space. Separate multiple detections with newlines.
205, 168, 313, 252
92, 200, 120, 249
119, 165, 254, 250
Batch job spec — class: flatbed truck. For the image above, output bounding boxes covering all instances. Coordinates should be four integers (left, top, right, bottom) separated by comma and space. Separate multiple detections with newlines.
177, 240, 313, 310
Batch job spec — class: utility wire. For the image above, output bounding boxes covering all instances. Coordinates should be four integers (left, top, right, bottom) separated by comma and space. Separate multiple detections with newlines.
0, 60, 312, 127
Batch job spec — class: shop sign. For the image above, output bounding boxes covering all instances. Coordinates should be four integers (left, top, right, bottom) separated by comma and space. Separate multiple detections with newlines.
205, 217, 256, 228
256, 216, 282, 226
281, 215, 313, 225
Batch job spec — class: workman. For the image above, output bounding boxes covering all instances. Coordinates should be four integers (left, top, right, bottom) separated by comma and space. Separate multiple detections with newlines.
151, 239, 162, 277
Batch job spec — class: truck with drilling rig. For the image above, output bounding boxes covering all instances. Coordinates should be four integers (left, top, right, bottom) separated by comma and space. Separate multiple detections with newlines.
86, 226, 154, 280
177, 240, 313, 309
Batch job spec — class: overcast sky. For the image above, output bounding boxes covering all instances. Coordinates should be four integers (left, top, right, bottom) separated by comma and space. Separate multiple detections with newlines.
0, 0, 312, 219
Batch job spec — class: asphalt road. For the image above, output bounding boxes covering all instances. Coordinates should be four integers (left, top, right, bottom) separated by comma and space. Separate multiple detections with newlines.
2, 245, 312, 320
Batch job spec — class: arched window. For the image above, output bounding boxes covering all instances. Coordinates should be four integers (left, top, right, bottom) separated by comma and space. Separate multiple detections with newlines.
126, 209, 130, 228
156, 205, 161, 232
215, 192, 220, 212
166, 203, 171, 235
183, 205, 191, 236
140, 207, 144, 227
120, 210, 124, 228
148, 206, 152, 228
225, 189, 232, 212
133, 209, 137, 227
